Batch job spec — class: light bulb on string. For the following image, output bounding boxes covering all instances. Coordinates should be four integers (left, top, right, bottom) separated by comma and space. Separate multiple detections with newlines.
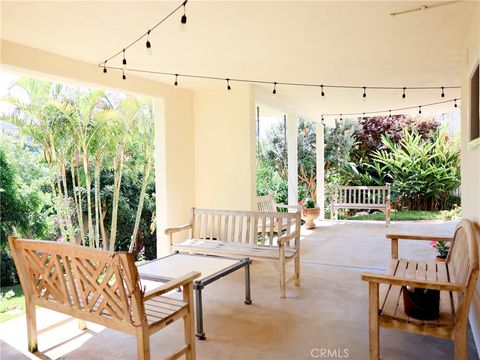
402, 87, 406, 99
454, 99, 458, 108
180, 0, 187, 30
321, 85, 325, 97
174, 74, 179, 86
441, 86, 445, 98
389, 110, 392, 119
122, 69, 126, 80
103, 62, 107, 74
272, 82, 277, 97
226, 79, 231, 91
418, 105, 422, 115
146, 30, 152, 55
122, 49, 127, 67
362, 87, 367, 100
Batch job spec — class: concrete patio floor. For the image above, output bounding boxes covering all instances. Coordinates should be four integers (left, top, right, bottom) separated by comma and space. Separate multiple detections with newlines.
1, 220, 478, 360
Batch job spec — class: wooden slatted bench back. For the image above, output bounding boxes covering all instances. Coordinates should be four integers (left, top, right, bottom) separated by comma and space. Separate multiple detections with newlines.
9, 237, 145, 333
256, 194, 277, 212
334, 185, 391, 207
191, 208, 301, 247
447, 220, 479, 319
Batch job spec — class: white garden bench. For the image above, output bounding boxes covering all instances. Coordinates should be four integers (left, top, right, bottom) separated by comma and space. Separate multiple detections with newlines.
165, 208, 302, 298
331, 185, 391, 225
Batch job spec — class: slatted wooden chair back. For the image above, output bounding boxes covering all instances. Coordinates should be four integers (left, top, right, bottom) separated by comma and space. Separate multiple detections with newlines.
446, 219, 479, 321
9, 237, 144, 332
335, 185, 390, 206
191, 208, 301, 247
256, 194, 277, 212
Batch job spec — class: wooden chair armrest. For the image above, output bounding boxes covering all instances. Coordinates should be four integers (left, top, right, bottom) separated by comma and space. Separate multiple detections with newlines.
164, 224, 192, 235
361, 272, 465, 292
143, 271, 201, 301
386, 234, 453, 242
278, 232, 298, 246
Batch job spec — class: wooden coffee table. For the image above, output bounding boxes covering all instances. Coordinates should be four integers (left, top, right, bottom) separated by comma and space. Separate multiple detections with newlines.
137, 251, 252, 340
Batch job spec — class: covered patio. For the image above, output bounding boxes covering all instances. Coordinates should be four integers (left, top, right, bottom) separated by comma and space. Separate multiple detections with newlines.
1, 221, 477, 359
1, 1, 479, 359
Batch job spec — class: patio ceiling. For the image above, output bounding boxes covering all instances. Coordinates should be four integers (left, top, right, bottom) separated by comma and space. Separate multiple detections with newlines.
1, 1, 476, 119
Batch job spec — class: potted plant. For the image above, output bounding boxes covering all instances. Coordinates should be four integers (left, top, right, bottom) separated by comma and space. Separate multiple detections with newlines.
302, 198, 320, 229
431, 241, 450, 262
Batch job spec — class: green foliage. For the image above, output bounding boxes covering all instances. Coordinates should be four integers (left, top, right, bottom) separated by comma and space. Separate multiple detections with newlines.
0, 77, 157, 264
0, 142, 50, 285
258, 118, 316, 201
304, 198, 316, 208
431, 241, 450, 258
371, 127, 460, 211
341, 210, 442, 221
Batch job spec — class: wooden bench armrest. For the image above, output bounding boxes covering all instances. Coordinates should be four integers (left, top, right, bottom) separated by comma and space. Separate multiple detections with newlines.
278, 232, 299, 246
361, 272, 465, 292
143, 271, 201, 301
386, 234, 454, 242
164, 224, 192, 235
387, 234, 454, 259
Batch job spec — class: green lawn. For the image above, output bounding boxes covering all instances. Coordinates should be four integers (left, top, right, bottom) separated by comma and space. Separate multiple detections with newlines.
0, 284, 25, 323
340, 210, 443, 221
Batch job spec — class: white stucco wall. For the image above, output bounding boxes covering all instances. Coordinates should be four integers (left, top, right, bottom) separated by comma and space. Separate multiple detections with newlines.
460, 6, 480, 350
0, 40, 195, 256
193, 84, 256, 210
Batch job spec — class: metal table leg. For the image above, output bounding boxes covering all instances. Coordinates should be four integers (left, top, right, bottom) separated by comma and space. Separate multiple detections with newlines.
244, 258, 252, 305
194, 281, 206, 340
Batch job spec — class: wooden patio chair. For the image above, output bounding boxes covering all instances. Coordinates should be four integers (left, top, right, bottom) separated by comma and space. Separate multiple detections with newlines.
9, 236, 200, 360
361, 219, 479, 360
256, 194, 302, 233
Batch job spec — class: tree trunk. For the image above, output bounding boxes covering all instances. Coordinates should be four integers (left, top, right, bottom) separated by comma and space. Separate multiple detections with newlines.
82, 149, 94, 247
128, 159, 152, 253
94, 156, 101, 248
109, 144, 125, 251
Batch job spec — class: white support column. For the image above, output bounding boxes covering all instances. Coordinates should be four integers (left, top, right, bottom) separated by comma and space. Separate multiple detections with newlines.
287, 113, 298, 206
316, 120, 325, 219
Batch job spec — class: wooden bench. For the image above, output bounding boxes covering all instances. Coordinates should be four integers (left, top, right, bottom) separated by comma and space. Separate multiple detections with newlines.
256, 194, 302, 232
9, 236, 200, 360
331, 185, 391, 225
361, 219, 479, 360
165, 208, 302, 298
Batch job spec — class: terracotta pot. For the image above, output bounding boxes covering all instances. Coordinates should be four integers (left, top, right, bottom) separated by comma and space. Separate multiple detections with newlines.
435, 256, 447, 263
303, 207, 320, 229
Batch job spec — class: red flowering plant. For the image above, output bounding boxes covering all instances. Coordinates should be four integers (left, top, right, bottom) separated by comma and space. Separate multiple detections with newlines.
430, 241, 450, 259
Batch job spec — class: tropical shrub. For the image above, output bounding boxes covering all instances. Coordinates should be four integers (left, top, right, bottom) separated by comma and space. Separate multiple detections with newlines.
372, 128, 460, 211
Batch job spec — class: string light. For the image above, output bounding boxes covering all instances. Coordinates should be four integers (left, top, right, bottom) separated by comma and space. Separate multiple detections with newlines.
273, 82, 277, 95
122, 69, 126, 80
389, 110, 392, 118
362, 87, 367, 99
226, 78, 231, 91
122, 49, 127, 66
103, 62, 107, 74
146, 30, 152, 55
454, 99, 458, 108
418, 105, 422, 114
402, 87, 406, 99
441, 86, 445, 98
181, 0, 187, 24
321, 85, 325, 97
174, 74, 178, 86
98, 1, 188, 67
321, 98, 459, 118
340, 114, 343, 121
